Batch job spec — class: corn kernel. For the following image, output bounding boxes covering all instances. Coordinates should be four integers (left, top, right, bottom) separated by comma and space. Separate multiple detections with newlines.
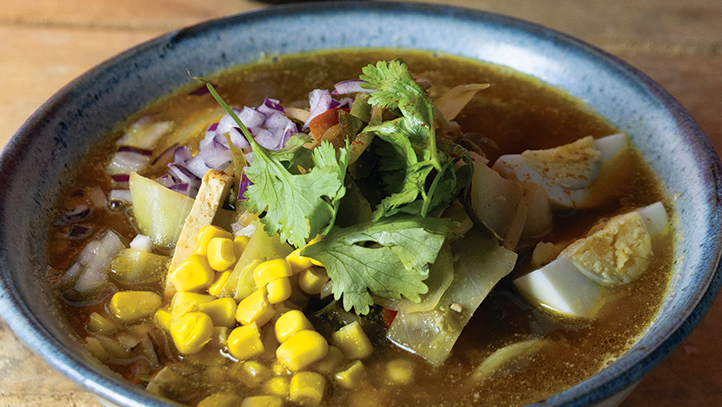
285, 249, 313, 273
239, 395, 283, 407
209, 326, 229, 348
86, 312, 118, 335
234, 235, 251, 258
263, 376, 289, 397
276, 330, 329, 371
195, 225, 233, 256
208, 270, 232, 297
335, 360, 369, 390
236, 288, 276, 327
290, 371, 326, 406
298, 266, 329, 295
332, 321, 373, 360
169, 312, 213, 354
313, 345, 345, 375
169, 254, 215, 292
207, 237, 237, 271
171, 292, 215, 317
386, 358, 416, 384
154, 309, 172, 331
253, 259, 293, 287
197, 392, 242, 407
238, 360, 272, 387
274, 310, 314, 343
199, 297, 237, 328
108, 291, 162, 323
271, 359, 292, 376
266, 277, 292, 304
228, 323, 265, 360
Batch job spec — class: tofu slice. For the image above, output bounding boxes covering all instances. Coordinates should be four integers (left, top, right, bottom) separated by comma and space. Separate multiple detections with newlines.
164, 169, 232, 296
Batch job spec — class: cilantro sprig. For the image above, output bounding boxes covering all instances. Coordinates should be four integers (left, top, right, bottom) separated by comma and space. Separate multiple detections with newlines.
301, 215, 456, 315
360, 59, 470, 219
205, 82, 349, 248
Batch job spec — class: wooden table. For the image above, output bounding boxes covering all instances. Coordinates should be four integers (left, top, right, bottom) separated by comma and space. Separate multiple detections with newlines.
1, 0, 720, 406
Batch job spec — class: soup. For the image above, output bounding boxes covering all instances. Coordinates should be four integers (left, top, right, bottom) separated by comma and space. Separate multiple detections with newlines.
46, 50, 671, 407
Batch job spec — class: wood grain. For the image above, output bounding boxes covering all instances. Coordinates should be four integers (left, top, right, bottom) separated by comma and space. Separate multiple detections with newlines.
0, 0, 720, 406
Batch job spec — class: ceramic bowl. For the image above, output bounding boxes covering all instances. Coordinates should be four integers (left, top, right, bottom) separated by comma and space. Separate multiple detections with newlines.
0, 2, 720, 407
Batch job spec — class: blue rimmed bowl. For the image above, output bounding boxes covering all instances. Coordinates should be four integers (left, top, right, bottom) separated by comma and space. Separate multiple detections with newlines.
0, 2, 720, 406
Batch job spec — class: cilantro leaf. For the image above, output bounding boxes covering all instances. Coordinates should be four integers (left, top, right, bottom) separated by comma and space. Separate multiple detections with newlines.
300, 215, 456, 315
205, 82, 349, 248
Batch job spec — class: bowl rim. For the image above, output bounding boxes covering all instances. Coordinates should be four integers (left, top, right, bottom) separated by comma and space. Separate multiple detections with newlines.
1, 2, 721, 406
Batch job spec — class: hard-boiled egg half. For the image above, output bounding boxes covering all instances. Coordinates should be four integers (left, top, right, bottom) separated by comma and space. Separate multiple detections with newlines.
513, 202, 669, 319
492, 133, 629, 209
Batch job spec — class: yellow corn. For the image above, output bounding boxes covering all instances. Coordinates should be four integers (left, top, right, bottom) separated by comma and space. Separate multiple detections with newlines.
332, 321, 373, 360
228, 323, 265, 360
86, 312, 118, 335
285, 249, 313, 273
335, 360, 369, 390
234, 235, 251, 258
276, 330, 329, 371
171, 292, 215, 317
271, 359, 292, 376
239, 395, 283, 407
169, 254, 215, 292
290, 371, 327, 406
108, 291, 161, 323
298, 266, 329, 295
194, 225, 233, 256
313, 345, 345, 375
263, 376, 289, 397
207, 237, 237, 271
154, 309, 172, 331
198, 297, 237, 328
266, 277, 292, 304
274, 310, 314, 343
208, 270, 231, 297
261, 323, 280, 361
253, 259, 293, 287
209, 326, 229, 348
236, 288, 276, 327
238, 360, 272, 387
169, 312, 213, 354
197, 392, 242, 407
386, 358, 416, 384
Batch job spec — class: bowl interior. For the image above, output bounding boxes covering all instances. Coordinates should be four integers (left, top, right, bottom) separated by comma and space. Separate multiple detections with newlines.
0, 3, 720, 406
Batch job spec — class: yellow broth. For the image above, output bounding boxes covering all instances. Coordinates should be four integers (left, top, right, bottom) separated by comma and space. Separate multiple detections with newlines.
46, 49, 671, 406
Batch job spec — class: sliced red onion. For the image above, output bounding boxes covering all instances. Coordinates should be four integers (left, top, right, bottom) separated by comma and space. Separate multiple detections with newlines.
105, 150, 152, 175
154, 174, 176, 188
332, 79, 373, 95
173, 145, 193, 165
199, 140, 232, 170
167, 163, 197, 184
184, 154, 213, 179
62, 204, 91, 223
85, 186, 107, 209
256, 98, 285, 115
67, 224, 93, 239
238, 171, 251, 201
111, 174, 130, 184
337, 97, 354, 109
304, 90, 335, 130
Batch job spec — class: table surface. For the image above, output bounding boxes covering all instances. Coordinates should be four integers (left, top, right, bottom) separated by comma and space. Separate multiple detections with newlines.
0, 0, 720, 406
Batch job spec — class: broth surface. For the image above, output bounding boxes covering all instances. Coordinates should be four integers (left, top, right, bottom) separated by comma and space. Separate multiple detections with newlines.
47, 49, 671, 406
